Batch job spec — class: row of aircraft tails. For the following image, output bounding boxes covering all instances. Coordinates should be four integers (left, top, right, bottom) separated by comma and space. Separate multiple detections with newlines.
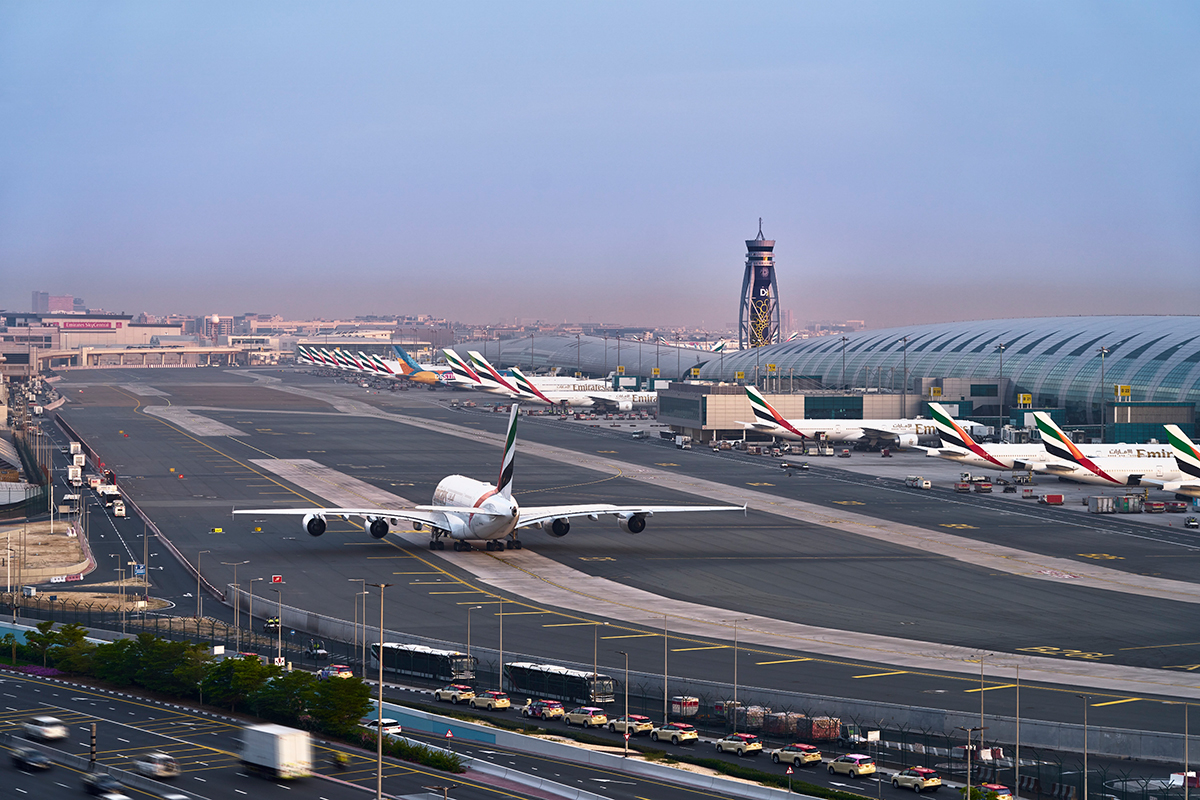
745, 386, 1200, 496
235, 404, 743, 551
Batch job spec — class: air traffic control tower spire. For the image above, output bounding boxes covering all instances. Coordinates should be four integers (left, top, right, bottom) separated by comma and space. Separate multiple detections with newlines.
738, 218, 780, 349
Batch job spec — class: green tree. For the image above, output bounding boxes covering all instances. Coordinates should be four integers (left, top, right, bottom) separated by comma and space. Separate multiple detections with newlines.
310, 677, 372, 737
201, 655, 278, 712
91, 638, 139, 686
253, 670, 317, 727
23, 620, 58, 667
51, 624, 95, 674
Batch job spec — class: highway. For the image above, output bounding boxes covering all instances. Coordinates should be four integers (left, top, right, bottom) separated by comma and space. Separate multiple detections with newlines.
35, 367, 1200, 742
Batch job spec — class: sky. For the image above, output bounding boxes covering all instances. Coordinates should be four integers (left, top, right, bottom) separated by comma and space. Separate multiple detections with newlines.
2, 2, 1199, 329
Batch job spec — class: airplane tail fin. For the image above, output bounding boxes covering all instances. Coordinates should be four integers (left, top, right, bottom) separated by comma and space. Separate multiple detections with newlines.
1165, 424, 1200, 480
1033, 412, 1082, 464
745, 386, 806, 439
509, 366, 554, 404
442, 349, 481, 384
929, 402, 977, 449
496, 403, 520, 498
391, 344, 424, 373
468, 351, 519, 394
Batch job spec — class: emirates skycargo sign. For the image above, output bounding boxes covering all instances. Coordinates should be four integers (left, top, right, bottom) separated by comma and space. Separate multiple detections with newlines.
50, 320, 122, 330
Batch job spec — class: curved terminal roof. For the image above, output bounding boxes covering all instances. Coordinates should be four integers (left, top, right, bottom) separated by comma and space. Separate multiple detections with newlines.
701, 316, 1200, 425
456, 335, 712, 381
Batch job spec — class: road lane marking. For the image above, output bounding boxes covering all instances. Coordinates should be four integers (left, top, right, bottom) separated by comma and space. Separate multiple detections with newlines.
853, 671, 907, 679
672, 645, 728, 652
1091, 697, 1142, 707
602, 634, 658, 639
756, 658, 812, 665
543, 622, 601, 627
428, 591, 487, 595
965, 684, 1017, 693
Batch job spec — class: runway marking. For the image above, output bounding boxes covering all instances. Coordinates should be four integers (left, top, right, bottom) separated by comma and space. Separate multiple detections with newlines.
1091, 697, 1142, 707
603, 634, 658, 640
941, 523, 978, 529
500, 611, 547, 616
391, 571, 440, 575
853, 671, 908, 679
746, 482, 775, 486
756, 658, 812, 665
655, 463, 679, 467
597, 451, 618, 454
543, 622, 602, 627
672, 645, 728, 652
965, 684, 1017, 693
1079, 553, 1124, 560
1119, 641, 1200, 651
834, 500, 865, 506
457, 601, 503, 605
428, 591, 487, 595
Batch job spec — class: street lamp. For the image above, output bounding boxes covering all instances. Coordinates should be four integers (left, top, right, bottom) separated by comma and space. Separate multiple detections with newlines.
900, 335, 908, 414
1077, 694, 1090, 800
498, 596, 505, 691
618, 650, 630, 757
366, 582, 394, 800
730, 617, 749, 733
113, 567, 125, 635
840, 335, 849, 389
248, 577, 263, 646
996, 342, 1007, 432
195, 549, 210, 619
222, 560, 248, 652
957, 725, 986, 800
1097, 346, 1110, 442
270, 585, 284, 664
593, 621, 609, 703
349, 578, 366, 675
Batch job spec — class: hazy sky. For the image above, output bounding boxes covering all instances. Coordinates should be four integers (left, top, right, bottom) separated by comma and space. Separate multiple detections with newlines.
3, 2, 1198, 328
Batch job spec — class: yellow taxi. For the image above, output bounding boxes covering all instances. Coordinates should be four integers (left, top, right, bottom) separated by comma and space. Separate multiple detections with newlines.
769, 743, 822, 766
433, 684, 476, 704
892, 767, 942, 792
563, 706, 608, 728
650, 721, 699, 745
608, 715, 653, 735
469, 690, 511, 711
828, 753, 876, 777
715, 732, 763, 757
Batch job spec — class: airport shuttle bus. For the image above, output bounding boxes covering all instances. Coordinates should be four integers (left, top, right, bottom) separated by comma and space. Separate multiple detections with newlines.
371, 643, 477, 682
504, 661, 616, 705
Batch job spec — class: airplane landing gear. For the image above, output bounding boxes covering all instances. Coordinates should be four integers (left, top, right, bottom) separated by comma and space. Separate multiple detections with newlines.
429, 539, 445, 550
505, 539, 523, 550
453, 540, 472, 552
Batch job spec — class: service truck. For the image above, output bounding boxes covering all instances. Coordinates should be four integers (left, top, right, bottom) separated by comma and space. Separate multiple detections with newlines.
240, 723, 312, 779
70, 442, 82, 455
67, 465, 82, 487
112, 500, 126, 518
675, 435, 692, 450
904, 476, 932, 490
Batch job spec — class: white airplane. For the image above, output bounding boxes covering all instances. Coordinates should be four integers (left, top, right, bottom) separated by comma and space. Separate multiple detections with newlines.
1034, 412, 1183, 487
233, 404, 743, 551
469, 352, 656, 412
441, 349, 512, 393
742, 386, 938, 448
1127, 424, 1200, 499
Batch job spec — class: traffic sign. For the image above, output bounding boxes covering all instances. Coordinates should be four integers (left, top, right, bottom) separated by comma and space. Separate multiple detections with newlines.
690, 367, 700, 377
271, 575, 282, 583
735, 371, 745, 381
786, 766, 794, 775
617, 365, 625, 375
651, 368, 660, 377
623, 732, 630, 741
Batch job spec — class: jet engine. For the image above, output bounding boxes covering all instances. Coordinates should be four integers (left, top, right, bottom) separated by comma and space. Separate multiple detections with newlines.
369, 518, 389, 539
896, 433, 919, 448
613, 400, 633, 412
303, 513, 327, 537
617, 512, 646, 534
541, 518, 571, 537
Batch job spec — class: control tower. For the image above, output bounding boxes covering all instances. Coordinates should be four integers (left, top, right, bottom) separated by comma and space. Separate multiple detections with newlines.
738, 219, 780, 349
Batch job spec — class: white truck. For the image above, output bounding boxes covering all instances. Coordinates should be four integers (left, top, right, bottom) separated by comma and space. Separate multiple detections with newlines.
112, 500, 126, 518
67, 465, 82, 487
70, 442, 82, 455
904, 476, 932, 490
240, 723, 312, 779
675, 435, 692, 450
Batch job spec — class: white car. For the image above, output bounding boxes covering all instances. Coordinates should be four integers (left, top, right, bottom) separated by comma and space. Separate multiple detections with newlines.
23, 715, 68, 741
359, 717, 403, 735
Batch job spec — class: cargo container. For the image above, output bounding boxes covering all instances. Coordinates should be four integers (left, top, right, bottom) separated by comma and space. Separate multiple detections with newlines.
955, 482, 972, 493
70, 442, 82, 455
72, 454, 85, 467
795, 715, 840, 742
670, 696, 699, 717
973, 482, 993, 493
1088, 496, 1116, 514
67, 466, 82, 486
1038, 494, 1064, 505
1116, 495, 1144, 514
1145, 501, 1167, 513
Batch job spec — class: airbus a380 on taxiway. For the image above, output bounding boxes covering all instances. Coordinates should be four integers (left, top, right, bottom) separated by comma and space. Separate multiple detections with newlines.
1034, 412, 1183, 487
234, 405, 743, 552
741, 387, 938, 448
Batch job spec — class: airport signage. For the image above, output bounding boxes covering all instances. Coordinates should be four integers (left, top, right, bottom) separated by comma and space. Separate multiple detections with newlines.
51, 320, 123, 330
617, 366, 624, 375
929, 387, 942, 397
767, 363, 777, 373
271, 574, 283, 583
735, 371, 745, 380
1115, 384, 1131, 398
652, 368, 660, 377
1018, 393, 1032, 406
690, 368, 700, 377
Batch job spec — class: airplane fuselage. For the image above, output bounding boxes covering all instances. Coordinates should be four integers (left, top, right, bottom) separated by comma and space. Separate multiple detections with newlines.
431, 475, 519, 540
763, 419, 938, 444
1055, 455, 1182, 487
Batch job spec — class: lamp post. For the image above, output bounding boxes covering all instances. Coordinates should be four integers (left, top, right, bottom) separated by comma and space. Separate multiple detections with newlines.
730, 618, 749, 733
996, 342, 1007, 432
841, 336, 849, 389
1077, 694, 1090, 800
618, 650, 630, 757
593, 621, 609, 702
498, 595, 504, 692
248, 577, 263, 648
114, 567, 125, 635
663, 615, 669, 725
901, 335, 908, 415
196, 549, 210, 619
222, 560, 248, 652
348, 578, 366, 675
957, 725, 986, 800
1097, 346, 1109, 442
270, 585, 283, 664
367, 582, 394, 800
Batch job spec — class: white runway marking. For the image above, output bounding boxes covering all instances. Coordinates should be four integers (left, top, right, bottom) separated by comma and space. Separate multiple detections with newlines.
144, 406, 246, 437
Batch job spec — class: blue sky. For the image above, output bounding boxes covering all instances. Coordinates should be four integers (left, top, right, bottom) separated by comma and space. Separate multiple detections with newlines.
2, 2, 1198, 328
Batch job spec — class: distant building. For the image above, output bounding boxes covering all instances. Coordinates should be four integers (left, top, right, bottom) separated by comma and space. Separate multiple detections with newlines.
32, 292, 83, 314
737, 220, 780, 349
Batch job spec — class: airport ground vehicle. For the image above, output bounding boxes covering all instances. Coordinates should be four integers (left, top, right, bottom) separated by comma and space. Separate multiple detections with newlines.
263, 616, 280, 634
608, 715, 653, 735
893, 767, 942, 792
434, 684, 476, 704
132, 752, 180, 778
650, 722, 699, 745
1186, 516, 1199, 529
372, 643, 477, 682
1039, 494, 1064, 505
11, 746, 51, 771
829, 753, 876, 776
521, 699, 564, 719
112, 500, 126, 517
770, 743, 822, 765
470, 690, 511, 711
240, 723, 312, 779
904, 476, 931, 490
505, 662, 616, 705
563, 706, 608, 727
715, 732, 762, 756
23, 715, 68, 741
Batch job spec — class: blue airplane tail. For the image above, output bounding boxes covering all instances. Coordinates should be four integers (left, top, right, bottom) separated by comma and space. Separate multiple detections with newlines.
391, 344, 424, 372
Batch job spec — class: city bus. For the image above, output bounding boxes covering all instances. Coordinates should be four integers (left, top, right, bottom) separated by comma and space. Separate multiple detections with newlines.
504, 662, 616, 705
370, 643, 477, 682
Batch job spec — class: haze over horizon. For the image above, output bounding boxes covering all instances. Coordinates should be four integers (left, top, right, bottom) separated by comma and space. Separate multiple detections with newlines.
3, 2, 1198, 329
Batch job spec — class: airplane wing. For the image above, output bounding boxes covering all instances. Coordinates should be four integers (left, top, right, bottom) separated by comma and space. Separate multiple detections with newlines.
1013, 461, 1079, 475
232, 505, 506, 527
859, 426, 903, 443
1139, 478, 1200, 496
736, 420, 782, 432
518, 503, 745, 529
